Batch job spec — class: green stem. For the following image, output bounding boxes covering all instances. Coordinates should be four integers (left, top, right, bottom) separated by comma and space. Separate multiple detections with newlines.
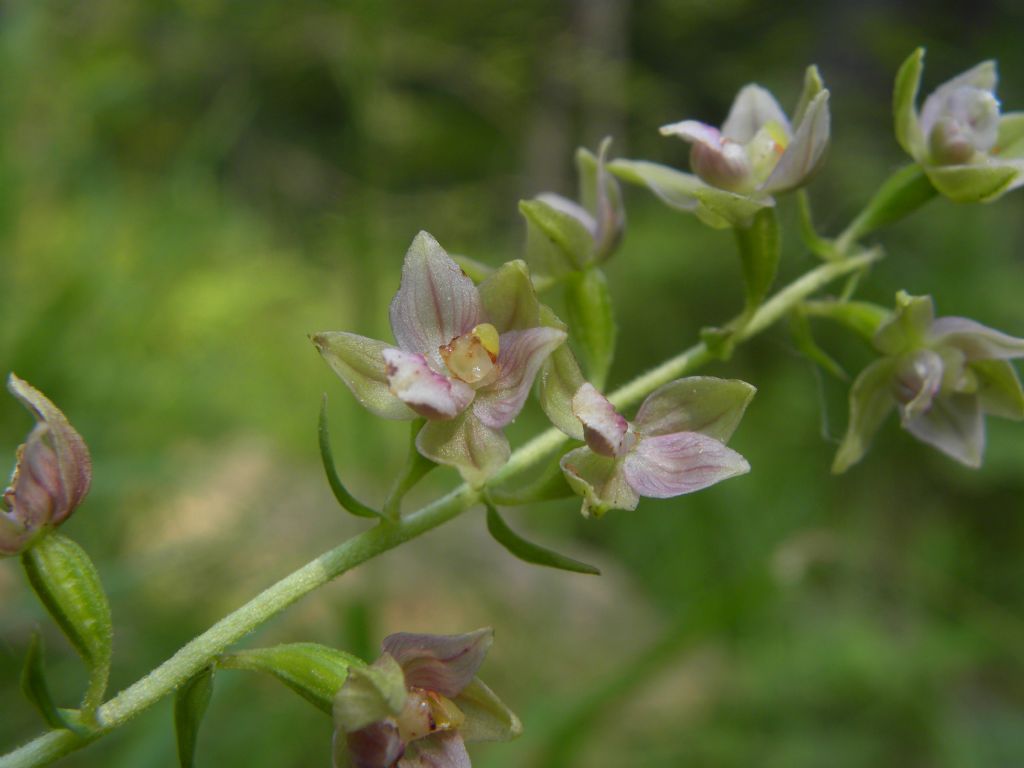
0, 249, 879, 768
382, 420, 435, 520
834, 165, 936, 256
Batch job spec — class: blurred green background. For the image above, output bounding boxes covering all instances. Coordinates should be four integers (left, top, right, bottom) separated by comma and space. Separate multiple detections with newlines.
3, 1, 1024, 766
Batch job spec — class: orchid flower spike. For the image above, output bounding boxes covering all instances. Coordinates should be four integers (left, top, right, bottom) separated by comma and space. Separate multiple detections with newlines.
333, 628, 521, 768
895, 49, 1024, 202
558, 378, 754, 518
609, 65, 829, 229
312, 232, 566, 486
834, 292, 1024, 472
2, 375, 92, 556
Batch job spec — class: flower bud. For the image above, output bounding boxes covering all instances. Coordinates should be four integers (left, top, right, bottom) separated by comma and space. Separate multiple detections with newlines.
1, 375, 91, 556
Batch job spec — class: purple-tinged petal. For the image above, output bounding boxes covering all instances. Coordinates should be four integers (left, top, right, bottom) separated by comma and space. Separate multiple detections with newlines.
416, 411, 510, 486
559, 446, 638, 518
455, 678, 523, 743
623, 432, 749, 498
7, 375, 91, 519
389, 232, 483, 368
313, 332, 417, 420
920, 60, 997, 139
474, 327, 566, 429
535, 193, 597, 237
336, 721, 405, 768
634, 377, 756, 442
928, 316, 1024, 360
383, 628, 493, 699
383, 349, 475, 421
903, 393, 984, 467
721, 84, 791, 143
659, 120, 722, 148
893, 349, 944, 421
570, 383, 631, 457
762, 90, 830, 194
399, 732, 470, 768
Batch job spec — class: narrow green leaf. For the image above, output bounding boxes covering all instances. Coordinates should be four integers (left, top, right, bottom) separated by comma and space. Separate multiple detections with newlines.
486, 505, 600, 575
21, 631, 82, 733
734, 207, 781, 317
795, 190, 837, 260
22, 533, 112, 717
174, 667, 214, 768
318, 395, 383, 519
564, 267, 616, 389
218, 643, 364, 715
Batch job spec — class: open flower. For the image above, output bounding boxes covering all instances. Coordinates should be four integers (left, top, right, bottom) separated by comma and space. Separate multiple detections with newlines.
312, 232, 566, 485
2, 375, 92, 556
833, 292, 1024, 472
558, 379, 754, 518
333, 628, 521, 768
894, 49, 1024, 203
610, 66, 829, 229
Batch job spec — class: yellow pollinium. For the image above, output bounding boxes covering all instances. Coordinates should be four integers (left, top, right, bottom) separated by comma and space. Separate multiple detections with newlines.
440, 323, 500, 385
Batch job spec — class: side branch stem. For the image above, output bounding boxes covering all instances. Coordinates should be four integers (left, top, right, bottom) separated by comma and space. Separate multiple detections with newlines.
0, 248, 878, 768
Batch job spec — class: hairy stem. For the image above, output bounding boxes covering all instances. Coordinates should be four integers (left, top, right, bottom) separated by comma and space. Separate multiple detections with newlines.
0, 248, 878, 768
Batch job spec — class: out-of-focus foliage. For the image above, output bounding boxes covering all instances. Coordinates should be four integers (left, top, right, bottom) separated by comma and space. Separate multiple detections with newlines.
2, 1, 1024, 766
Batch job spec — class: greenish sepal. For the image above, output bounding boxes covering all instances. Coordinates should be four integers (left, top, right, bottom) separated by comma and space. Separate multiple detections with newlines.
873, 291, 935, 356
451, 253, 495, 283
519, 199, 594, 276
219, 643, 363, 715
894, 48, 925, 157
318, 395, 384, 519
923, 162, 1020, 203
485, 505, 599, 575
21, 631, 88, 734
174, 666, 214, 768
833, 357, 898, 473
793, 64, 825, 126
608, 159, 771, 229
564, 267, 616, 389
457, 678, 524, 743
22, 533, 112, 718
536, 305, 586, 441
972, 359, 1024, 420
334, 653, 406, 732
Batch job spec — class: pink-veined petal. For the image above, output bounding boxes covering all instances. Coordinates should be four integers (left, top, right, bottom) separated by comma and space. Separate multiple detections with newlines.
383, 349, 475, 421
474, 327, 566, 429
389, 232, 482, 368
903, 393, 984, 468
928, 316, 1024, 360
570, 383, 631, 457
399, 732, 470, 768
623, 432, 750, 498
336, 721, 405, 768
721, 84, 791, 143
383, 628, 493, 699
